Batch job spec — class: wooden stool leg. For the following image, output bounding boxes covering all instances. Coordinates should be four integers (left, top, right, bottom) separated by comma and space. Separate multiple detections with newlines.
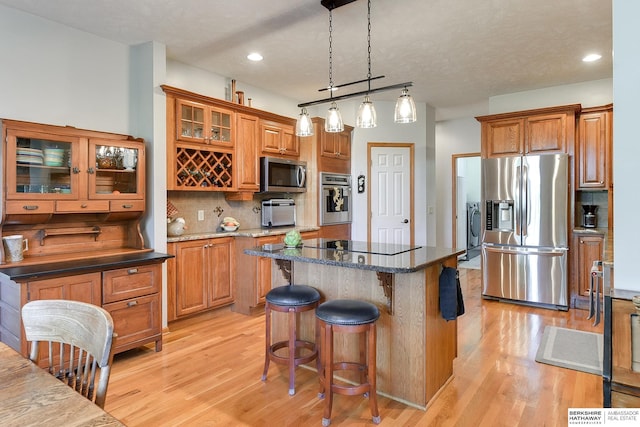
288, 307, 296, 396
321, 324, 334, 427
368, 323, 380, 424
317, 319, 325, 399
261, 303, 271, 381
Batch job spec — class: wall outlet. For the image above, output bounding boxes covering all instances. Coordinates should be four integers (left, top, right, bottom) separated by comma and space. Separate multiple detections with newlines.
197, 210, 205, 221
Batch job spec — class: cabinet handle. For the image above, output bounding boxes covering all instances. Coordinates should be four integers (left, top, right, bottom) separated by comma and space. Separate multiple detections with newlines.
122, 204, 134, 209
127, 268, 138, 274
81, 204, 88, 208
87, 167, 95, 174
22, 205, 39, 211
72, 167, 80, 174
127, 300, 138, 307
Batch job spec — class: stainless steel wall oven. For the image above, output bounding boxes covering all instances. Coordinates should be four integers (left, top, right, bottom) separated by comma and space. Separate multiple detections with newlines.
320, 172, 352, 225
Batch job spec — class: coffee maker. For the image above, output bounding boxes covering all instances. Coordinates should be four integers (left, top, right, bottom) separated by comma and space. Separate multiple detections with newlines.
582, 205, 598, 228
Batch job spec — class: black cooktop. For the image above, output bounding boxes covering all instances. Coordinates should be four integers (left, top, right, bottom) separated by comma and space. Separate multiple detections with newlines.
303, 239, 422, 256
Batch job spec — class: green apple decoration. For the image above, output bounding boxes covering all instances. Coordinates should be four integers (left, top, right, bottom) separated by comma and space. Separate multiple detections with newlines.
283, 230, 302, 247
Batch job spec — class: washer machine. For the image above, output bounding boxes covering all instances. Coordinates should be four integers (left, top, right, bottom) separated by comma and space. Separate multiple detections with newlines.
467, 202, 481, 249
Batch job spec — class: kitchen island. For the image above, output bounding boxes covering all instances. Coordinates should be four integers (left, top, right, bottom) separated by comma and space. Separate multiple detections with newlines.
245, 239, 464, 409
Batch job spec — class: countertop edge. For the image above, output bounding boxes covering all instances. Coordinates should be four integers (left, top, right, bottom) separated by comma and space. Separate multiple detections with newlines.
244, 245, 464, 274
167, 225, 320, 242
0, 251, 173, 282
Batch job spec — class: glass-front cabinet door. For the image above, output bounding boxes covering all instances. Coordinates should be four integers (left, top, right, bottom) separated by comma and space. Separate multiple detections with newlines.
89, 139, 144, 200
176, 99, 234, 149
6, 129, 80, 200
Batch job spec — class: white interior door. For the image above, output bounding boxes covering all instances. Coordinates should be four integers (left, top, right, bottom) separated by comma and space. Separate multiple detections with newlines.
370, 146, 411, 245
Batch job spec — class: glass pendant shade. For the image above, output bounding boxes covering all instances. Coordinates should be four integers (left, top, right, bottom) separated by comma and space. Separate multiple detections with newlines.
356, 95, 377, 128
394, 88, 417, 123
325, 101, 344, 132
295, 108, 314, 136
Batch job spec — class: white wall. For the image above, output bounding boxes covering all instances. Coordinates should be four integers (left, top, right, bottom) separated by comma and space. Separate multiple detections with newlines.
166, 61, 300, 118
435, 117, 481, 247
0, 5, 132, 134
489, 79, 613, 114
612, 1, 640, 291
320, 99, 434, 246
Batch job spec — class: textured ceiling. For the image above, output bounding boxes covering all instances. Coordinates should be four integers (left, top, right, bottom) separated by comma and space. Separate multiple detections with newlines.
0, 0, 612, 120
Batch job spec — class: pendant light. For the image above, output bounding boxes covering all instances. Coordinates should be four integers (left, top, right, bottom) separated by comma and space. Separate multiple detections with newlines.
325, 9, 344, 132
297, 1, 416, 127
394, 86, 417, 123
295, 107, 314, 137
356, 0, 377, 128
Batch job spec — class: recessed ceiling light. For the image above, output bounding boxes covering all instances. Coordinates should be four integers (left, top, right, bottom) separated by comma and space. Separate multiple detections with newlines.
247, 52, 263, 61
583, 53, 602, 62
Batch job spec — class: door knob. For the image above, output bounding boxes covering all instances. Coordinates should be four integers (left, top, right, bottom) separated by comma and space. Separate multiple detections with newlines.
402, 219, 409, 224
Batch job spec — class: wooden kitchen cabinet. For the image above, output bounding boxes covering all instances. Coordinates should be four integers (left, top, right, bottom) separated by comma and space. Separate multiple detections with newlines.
301, 117, 352, 174
102, 264, 162, 353
260, 119, 298, 157
575, 233, 604, 297
0, 255, 167, 364
233, 113, 260, 193
3, 120, 145, 220
174, 98, 234, 149
477, 104, 580, 158
168, 237, 235, 320
162, 85, 298, 197
577, 105, 612, 190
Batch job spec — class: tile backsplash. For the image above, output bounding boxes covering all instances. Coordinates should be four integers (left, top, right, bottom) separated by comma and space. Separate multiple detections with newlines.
167, 192, 263, 234
576, 191, 608, 228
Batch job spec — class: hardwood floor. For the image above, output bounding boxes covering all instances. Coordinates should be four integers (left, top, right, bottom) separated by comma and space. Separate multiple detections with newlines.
105, 268, 603, 426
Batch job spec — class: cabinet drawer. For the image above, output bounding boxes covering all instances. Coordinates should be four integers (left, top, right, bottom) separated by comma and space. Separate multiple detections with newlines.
5, 200, 55, 214
103, 264, 160, 303
56, 200, 110, 213
103, 293, 160, 351
110, 200, 145, 212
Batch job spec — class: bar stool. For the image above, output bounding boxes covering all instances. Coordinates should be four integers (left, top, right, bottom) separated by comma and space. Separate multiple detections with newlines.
261, 284, 321, 396
316, 299, 381, 426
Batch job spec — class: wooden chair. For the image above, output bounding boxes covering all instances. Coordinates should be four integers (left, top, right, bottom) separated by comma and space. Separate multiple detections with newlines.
21, 299, 117, 408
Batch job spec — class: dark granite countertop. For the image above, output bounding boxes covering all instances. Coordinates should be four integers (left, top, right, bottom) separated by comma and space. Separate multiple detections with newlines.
244, 239, 464, 274
0, 251, 173, 282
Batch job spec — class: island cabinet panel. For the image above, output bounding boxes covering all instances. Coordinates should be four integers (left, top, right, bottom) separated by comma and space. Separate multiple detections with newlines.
272, 251, 459, 409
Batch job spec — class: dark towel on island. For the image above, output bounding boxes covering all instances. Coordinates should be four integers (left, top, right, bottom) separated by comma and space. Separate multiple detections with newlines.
439, 266, 465, 321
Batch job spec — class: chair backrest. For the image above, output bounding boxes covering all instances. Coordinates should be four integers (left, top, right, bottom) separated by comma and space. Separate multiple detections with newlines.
21, 299, 116, 408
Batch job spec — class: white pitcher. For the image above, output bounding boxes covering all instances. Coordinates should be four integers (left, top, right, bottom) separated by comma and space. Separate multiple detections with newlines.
2, 235, 28, 262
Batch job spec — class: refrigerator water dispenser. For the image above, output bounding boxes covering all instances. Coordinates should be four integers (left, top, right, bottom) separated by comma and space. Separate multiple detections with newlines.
485, 200, 514, 231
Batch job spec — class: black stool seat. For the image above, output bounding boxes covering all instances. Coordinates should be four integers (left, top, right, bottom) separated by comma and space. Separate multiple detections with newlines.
262, 284, 321, 396
266, 284, 320, 306
316, 299, 380, 325
316, 299, 381, 426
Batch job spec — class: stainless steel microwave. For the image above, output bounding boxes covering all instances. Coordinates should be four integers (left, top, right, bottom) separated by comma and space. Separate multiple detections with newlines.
260, 157, 307, 193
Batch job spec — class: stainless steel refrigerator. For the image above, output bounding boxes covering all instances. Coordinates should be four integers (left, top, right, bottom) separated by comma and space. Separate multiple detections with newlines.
481, 153, 569, 310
